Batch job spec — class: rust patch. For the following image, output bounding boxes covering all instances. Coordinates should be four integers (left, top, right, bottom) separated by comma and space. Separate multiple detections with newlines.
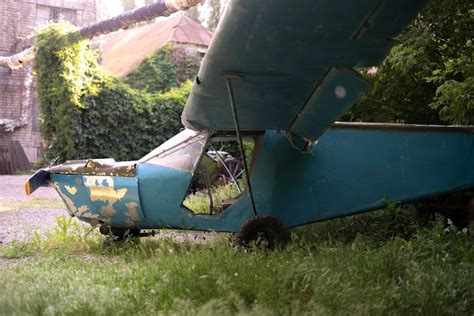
125, 201, 141, 221
50, 159, 136, 177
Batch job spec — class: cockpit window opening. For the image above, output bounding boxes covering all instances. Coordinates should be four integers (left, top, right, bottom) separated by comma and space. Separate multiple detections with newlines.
140, 129, 208, 172
182, 132, 263, 215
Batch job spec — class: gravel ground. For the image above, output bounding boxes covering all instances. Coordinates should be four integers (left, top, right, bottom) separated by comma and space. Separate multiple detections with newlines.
0, 176, 214, 248
0, 176, 66, 245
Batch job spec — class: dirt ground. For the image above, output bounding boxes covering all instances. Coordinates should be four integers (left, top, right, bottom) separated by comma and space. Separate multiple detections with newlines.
0, 175, 213, 247
0, 175, 65, 245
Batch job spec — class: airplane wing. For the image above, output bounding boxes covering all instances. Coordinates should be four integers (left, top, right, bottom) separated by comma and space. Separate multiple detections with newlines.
181, 0, 427, 141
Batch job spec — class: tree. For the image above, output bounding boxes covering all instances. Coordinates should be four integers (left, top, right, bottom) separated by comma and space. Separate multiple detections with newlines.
206, 0, 221, 30
0, 0, 203, 68
121, 0, 137, 12
186, 6, 201, 23
344, 0, 474, 125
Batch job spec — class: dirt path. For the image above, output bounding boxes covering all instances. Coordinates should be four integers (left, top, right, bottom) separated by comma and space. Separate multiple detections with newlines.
0, 176, 66, 245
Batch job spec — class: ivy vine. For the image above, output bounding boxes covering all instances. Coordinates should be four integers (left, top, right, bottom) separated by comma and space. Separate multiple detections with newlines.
35, 21, 194, 162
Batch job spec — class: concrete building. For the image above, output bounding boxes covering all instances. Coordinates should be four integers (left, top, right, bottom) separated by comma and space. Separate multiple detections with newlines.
0, 0, 101, 170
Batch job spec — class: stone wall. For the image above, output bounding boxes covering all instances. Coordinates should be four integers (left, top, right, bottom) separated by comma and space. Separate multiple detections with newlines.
0, 0, 101, 165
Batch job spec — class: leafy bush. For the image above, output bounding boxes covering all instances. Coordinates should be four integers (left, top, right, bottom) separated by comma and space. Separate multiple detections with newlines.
35, 22, 192, 161
125, 43, 201, 93
344, 0, 474, 125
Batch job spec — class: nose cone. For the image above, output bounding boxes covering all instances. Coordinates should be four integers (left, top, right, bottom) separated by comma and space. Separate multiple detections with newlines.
51, 173, 146, 228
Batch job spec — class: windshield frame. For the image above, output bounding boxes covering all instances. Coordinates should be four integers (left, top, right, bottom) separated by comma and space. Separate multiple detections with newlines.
139, 129, 208, 163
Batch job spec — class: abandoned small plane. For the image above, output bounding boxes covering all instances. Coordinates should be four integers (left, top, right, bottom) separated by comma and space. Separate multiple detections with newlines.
26, 0, 474, 246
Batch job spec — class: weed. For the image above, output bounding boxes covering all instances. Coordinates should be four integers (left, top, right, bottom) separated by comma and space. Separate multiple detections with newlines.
0, 208, 472, 315
183, 182, 241, 213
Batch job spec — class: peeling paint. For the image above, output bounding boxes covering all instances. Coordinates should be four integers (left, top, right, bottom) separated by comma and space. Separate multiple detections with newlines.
84, 176, 128, 218
54, 182, 78, 214
50, 159, 136, 177
125, 201, 141, 221
65, 185, 78, 195
77, 204, 90, 215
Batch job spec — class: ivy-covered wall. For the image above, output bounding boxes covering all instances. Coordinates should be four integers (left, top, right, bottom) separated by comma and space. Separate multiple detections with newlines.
35, 22, 194, 162
125, 43, 201, 93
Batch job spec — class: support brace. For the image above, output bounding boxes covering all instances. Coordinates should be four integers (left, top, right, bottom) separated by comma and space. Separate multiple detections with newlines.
225, 75, 258, 216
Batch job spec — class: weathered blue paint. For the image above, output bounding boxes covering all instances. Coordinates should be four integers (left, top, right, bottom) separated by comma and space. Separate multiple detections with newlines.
137, 163, 254, 231
182, 0, 428, 140
250, 128, 474, 228
49, 126, 473, 233
290, 69, 370, 141
34, 1, 472, 235
51, 174, 147, 228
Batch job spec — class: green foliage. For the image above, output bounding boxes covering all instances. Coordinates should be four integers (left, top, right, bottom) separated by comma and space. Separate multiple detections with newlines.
34, 22, 192, 161
77, 80, 190, 161
345, 0, 474, 125
125, 43, 200, 93
186, 5, 202, 24
207, 0, 222, 30
35, 22, 101, 159
1, 209, 473, 314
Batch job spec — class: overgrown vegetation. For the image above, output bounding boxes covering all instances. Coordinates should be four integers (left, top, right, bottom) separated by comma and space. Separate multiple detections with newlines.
0, 209, 472, 314
184, 182, 241, 213
35, 22, 193, 161
125, 43, 201, 93
34, 0, 472, 162
344, 0, 474, 125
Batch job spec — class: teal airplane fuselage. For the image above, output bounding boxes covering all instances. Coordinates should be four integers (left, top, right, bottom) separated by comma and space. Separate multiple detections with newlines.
47, 124, 474, 232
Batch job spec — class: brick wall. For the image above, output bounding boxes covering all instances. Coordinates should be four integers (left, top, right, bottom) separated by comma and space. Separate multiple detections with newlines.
0, 0, 101, 164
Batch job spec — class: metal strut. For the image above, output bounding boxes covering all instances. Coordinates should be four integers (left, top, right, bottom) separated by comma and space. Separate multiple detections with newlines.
225, 76, 258, 216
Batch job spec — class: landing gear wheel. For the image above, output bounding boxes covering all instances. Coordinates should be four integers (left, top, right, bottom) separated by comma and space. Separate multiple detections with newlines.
99, 226, 140, 242
236, 216, 291, 249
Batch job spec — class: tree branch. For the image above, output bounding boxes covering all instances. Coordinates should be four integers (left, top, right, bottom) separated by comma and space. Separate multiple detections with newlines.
0, 0, 203, 69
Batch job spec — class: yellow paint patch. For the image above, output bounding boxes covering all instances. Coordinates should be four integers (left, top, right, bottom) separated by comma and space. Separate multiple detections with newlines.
54, 182, 77, 214
76, 204, 90, 217
65, 185, 78, 196
84, 176, 128, 219
125, 201, 141, 221
77, 205, 89, 212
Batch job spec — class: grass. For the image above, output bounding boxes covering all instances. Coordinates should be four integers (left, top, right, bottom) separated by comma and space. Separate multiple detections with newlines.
183, 182, 242, 214
0, 206, 472, 315
0, 198, 64, 213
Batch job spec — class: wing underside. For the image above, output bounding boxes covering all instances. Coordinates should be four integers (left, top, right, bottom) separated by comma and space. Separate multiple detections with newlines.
182, 0, 427, 141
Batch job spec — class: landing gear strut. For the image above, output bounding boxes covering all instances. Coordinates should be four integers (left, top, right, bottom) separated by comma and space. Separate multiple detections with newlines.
99, 226, 141, 241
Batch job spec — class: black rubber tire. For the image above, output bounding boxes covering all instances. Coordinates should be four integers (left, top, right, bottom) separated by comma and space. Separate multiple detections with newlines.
236, 216, 291, 249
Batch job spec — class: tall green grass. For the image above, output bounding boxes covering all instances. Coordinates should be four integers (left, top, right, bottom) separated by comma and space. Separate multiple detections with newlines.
0, 208, 472, 315
183, 182, 242, 214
